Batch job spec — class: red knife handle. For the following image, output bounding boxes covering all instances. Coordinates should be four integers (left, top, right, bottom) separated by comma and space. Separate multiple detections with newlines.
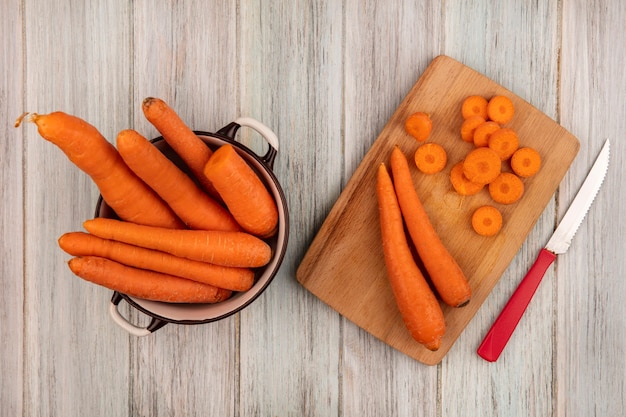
477, 248, 557, 362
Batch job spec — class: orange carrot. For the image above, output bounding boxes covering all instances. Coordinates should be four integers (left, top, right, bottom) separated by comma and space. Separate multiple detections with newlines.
20, 112, 183, 229
376, 163, 445, 350
390, 147, 472, 308
488, 172, 524, 204
449, 161, 484, 196
472, 121, 500, 147
68, 256, 232, 303
116, 129, 240, 232
83, 218, 272, 268
141, 97, 220, 199
404, 112, 433, 142
462, 147, 502, 184
471, 205, 503, 237
460, 115, 486, 143
203, 144, 278, 238
58, 232, 254, 292
487, 95, 515, 124
413, 143, 447, 174
511, 147, 542, 177
488, 128, 519, 160
461, 95, 488, 120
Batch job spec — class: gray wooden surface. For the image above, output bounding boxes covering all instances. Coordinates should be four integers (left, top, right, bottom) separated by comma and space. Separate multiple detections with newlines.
2, 1, 624, 416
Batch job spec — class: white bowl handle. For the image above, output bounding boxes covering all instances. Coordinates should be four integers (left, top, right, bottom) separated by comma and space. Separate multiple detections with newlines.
109, 301, 151, 336
234, 117, 279, 151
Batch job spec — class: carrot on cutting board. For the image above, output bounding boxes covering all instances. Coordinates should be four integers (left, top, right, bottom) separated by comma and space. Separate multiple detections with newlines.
460, 115, 486, 143
472, 121, 500, 147
83, 217, 272, 268
141, 97, 220, 199
390, 147, 472, 308
449, 161, 484, 196
487, 95, 515, 124
18, 112, 183, 229
376, 163, 446, 351
511, 147, 542, 177
488, 128, 519, 160
462, 147, 502, 185
404, 112, 433, 142
488, 172, 524, 204
203, 144, 278, 238
414, 143, 447, 174
68, 256, 232, 303
461, 95, 488, 120
116, 129, 240, 232
471, 205, 503, 237
59, 232, 254, 292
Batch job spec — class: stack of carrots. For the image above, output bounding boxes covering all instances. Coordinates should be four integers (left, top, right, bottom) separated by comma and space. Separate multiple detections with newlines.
16, 98, 279, 304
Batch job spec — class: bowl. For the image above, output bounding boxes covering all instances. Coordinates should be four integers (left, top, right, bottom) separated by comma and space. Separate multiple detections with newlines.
98, 118, 289, 336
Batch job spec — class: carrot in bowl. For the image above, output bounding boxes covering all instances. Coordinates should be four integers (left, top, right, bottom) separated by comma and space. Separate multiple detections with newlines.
20, 112, 183, 229
471, 205, 503, 237
404, 112, 433, 142
511, 147, 542, 177
487, 95, 515, 124
461, 95, 488, 120
462, 147, 502, 185
203, 144, 278, 238
488, 172, 524, 204
488, 128, 519, 160
116, 129, 240, 232
414, 143, 447, 174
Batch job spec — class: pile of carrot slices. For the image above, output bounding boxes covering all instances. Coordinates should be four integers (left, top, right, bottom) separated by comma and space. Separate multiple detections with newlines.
16, 98, 278, 304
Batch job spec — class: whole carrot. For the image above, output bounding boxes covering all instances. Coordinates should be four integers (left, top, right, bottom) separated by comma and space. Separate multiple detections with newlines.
141, 97, 220, 199
116, 129, 240, 232
83, 217, 272, 268
377, 163, 445, 351
20, 112, 184, 229
390, 147, 472, 307
68, 256, 232, 303
204, 144, 278, 238
59, 232, 254, 292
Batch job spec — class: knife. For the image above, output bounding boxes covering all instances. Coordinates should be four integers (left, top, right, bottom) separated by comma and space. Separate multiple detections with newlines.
477, 138, 610, 362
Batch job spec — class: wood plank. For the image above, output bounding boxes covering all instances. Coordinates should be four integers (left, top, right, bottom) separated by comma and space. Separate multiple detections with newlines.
21, 1, 132, 415
558, 2, 626, 416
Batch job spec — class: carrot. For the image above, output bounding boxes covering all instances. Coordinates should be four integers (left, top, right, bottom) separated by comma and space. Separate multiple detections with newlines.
487, 95, 515, 124
488, 172, 524, 204
404, 112, 433, 142
68, 256, 232, 303
414, 143, 447, 174
471, 205, 503, 237
58, 232, 254, 292
376, 163, 445, 350
203, 144, 278, 238
449, 161, 484, 196
462, 147, 502, 185
472, 121, 500, 147
461, 95, 488, 120
390, 147, 472, 308
83, 218, 272, 268
141, 97, 220, 199
511, 147, 542, 177
488, 128, 519, 160
460, 115, 486, 143
20, 112, 183, 229
116, 129, 240, 232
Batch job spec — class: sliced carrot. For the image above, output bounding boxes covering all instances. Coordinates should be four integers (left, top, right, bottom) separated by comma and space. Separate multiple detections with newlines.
461, 95, 488, 120
462, 147, 501, 185
23, 112, 183, 229
404, 112, 433, 142
487, 95, 515, 124
511, 147, 542, 177
488, 128, 519, 160
488, 172, 524, 204
414, 143, 447, 174
83, 218, 272, 268
472, 121, 500, 147
116, 129, 240, 232
471, 205, 503, 237
203, 144, 278, 238
376, 163, 445, 350
58, 232, 254, 292
68, 256, 232, 303
460, 115, 486, 143
449, 161, 484, 196
391, 147, 472, 308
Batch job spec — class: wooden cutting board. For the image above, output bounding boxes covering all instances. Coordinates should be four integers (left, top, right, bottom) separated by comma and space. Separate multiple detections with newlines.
296, 55, 580, 365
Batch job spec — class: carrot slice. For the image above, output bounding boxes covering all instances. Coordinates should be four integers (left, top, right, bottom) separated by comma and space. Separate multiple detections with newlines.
460, 115, 486, 143
473, 121, 500, 147
487, 95, 515, 124
462, 147, 501, 185
414, 143, 447, 174
488, 172, 524, 204
404, 112, 433, 142
471, 205, 503, 237
488, 128, 519, 160
511, 147, 542, 177
461, 95, 488, 120
450, 161, 484, 196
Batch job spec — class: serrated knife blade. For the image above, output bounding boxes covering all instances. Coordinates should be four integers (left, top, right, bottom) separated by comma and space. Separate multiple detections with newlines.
477, 139, 610, 362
